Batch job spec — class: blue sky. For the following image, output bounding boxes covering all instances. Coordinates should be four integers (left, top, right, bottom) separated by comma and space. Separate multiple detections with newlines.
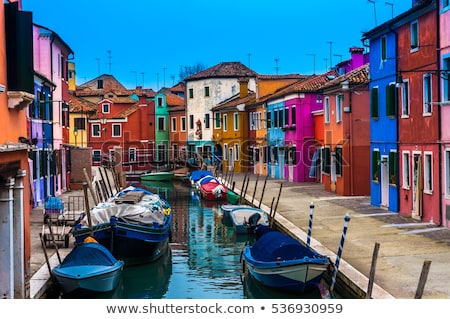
23, 0, 412, 90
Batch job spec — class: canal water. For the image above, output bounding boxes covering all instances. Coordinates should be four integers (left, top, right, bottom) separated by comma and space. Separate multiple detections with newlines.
61, 179, 344, 299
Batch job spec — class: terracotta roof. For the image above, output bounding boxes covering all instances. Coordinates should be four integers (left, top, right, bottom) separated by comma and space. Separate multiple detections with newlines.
68, 94, 97, 113
166, 93, 185, 107
76, 74, 129, 96
211, 91, 256, 111
321, 63, 370, 90
257, 74, 309, 80
184, 62, 257, 81
114, 103, 141, 119
170, 82, 185, 93
168, 105, 185, 112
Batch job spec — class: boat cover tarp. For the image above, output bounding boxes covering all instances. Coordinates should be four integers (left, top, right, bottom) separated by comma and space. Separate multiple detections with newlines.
198, 175, 220, 186
250, 231, 317, 262
79, 194, 169, 228
190, 170, 213, 182
60, 242, 118, 268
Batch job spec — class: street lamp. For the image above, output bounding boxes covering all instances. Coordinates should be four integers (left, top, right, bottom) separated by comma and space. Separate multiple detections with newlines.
73, 127, 78, 146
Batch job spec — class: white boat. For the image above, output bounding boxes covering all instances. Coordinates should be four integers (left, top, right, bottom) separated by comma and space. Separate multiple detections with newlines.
229, 207, 270, 234
220, 204, 251, 219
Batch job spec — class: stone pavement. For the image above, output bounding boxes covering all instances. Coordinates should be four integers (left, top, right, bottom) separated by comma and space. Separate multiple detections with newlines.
29, 173, 450, 299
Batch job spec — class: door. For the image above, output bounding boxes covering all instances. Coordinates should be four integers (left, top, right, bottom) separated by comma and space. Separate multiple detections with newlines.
412, 153, 422, 218
380, 156, 389, 207
330, 152, 336, 192
228, 147, 234, 171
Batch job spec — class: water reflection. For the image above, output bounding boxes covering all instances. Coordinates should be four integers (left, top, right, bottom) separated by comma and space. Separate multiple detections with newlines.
63, 180, 333, 299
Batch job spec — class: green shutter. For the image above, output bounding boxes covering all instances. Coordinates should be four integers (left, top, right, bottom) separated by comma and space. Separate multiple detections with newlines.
371, 87, 379, 118
389, 151, 398, 185
372, 150, 380, 181
386, 84, 396, 116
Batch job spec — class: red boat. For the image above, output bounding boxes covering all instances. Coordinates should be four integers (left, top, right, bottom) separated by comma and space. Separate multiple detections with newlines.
199, 180, 228, 201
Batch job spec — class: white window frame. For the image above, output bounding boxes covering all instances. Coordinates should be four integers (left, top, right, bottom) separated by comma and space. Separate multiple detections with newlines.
423, 73, 432, 115
92, 123, 100, 137
223, 143, 228, 160
324, 96, 330, 123
92, 150, 101, 163
223, 114, 228, 131
336, 95, 343, 123
112, 124, 122, 137
234, 112, 239, 131
181, 116, 186, 131
171, 117, 177, 132
234, 143, 239, 161
102, 103, 110, 114
157, 116, 166, 131
129, 147, 136, 162
400, 79, 410, 118
424, 151, 433, 194
402, 151, 410, 189
410, 20, 419, 52
214, 112, 221, 129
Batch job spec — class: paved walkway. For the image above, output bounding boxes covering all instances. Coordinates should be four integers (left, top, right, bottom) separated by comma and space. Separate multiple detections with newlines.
29, 173, 450, 299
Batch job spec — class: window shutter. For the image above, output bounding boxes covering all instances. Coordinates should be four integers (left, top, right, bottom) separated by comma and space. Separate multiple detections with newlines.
386, 84, 396, 116
371, 87, 379, 118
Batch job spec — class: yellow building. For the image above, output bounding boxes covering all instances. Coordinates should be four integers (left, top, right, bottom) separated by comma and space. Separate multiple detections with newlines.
68, 93, 97, 147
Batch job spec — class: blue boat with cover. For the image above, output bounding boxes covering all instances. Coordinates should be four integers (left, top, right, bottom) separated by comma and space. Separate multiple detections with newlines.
71, 186, 172, 265
242, 228, 330, 292
52, 241, 124, 294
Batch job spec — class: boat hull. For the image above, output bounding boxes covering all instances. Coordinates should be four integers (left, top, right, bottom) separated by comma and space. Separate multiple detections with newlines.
53, 262, 124, 294
229, 207, 269, 234
140, 172, 174, 182
243, 246, 329, 292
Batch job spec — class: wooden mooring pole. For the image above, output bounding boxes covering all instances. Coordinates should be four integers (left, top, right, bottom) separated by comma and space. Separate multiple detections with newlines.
258, 175, 269, 209
330, 213, 351, 292
414, 260, 432, 299
251, 174, 260, 205
239, 171, 249, 204
366, 242, 380, 299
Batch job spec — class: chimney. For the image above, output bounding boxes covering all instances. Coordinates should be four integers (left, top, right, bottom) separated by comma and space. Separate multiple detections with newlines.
349, 47, 365, 69
238, 77, 249, 98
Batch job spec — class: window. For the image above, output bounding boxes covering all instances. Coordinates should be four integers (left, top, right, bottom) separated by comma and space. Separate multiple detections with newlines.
189, 88, 193, 99
273, 110, 279, 127
423, 73, 432, 114
129, 148, 136, 162
102, 103, 110, 113
112, 124, 121, 137
424, 152, 433, 193
386, 83, 396, 117
389, 150, 398, 185
157, 117, 166, 131
278, 109, 283, 128
205, 113, 210, 129
443, 57, 450, 102
284, 108, 289, 126
403, 151, 410, 189
171, 117, 177, 132
189, 114, 194, 129
324, 97, 330, 123
157, 97, 163, 107
92, 123, 100, 137
267, 111, 271, 129
444, 0, 449, 9
234, 143, 239, 161
291, 106, 296, 125
214, 112, 221, 128
173, 144, 178, 159
400, 80, 410, 117
74, 117, 85, 130
371, 87, 379, 118
263, 146, 269, 163
97, 79, 103, 89
204, 86, 210, 97
381, 36, 387, 61
410, 20, 418, 50
322, 146, 331, 174
92, 150, 101, 163
249, 112, 254, 130
336, 95, 343, 123
445, 149, 450, 196
223, 114, 228, 131
181, 116, 186, 131
372, 149, 380, 181
234, 112, 239, 131
223, 143, 228, 160
335, 146, 342, 176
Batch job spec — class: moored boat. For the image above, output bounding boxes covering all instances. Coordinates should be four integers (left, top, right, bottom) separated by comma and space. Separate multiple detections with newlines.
140, 171, 174, 182
229, 207, 269, 234
242, 228, 330, 293
71, 186, 172, 264
199, 179, 228, 201
52, 240, 124, 295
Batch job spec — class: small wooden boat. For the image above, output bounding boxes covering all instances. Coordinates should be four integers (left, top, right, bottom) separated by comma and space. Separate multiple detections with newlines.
220, 204, 251, 219
242, 228, 330, 293
52, 240, 124, 295
140, 171, 174, 182
190, 170, 213, 187
229, 207, 269, 234
226, 189, 240, 204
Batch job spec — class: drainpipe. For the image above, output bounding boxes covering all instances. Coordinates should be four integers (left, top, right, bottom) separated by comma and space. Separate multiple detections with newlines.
436, 3, 442, 226
0, 177, 16, 299
13, 170, 26, 298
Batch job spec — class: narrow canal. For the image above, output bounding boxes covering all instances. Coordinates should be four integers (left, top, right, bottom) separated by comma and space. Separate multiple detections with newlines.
60, 179, 346, 299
